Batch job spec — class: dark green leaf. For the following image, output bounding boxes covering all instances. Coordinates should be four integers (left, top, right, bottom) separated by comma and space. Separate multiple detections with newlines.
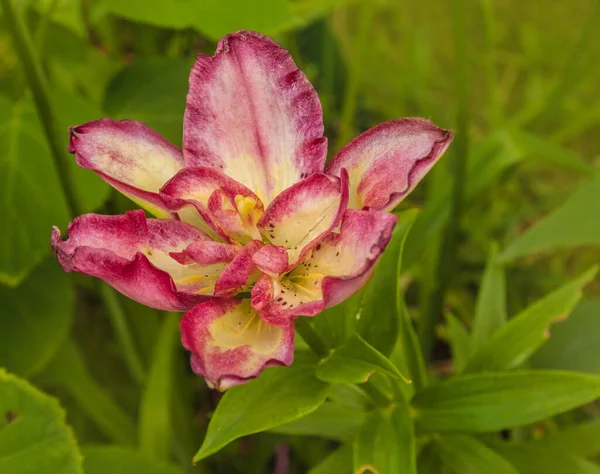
309, 444, 352, 474
312, 290, 361, 349
464, 267, 597, 373
83, 446, 180, 474
413, 371, 600, 433
194, 365, 330, 461
0, 369, 83, 474
316, 334, 410, 385
0, 257, 74, 376
445, 312, 471, 373
434, 435, 517, 474
531, 419, 600, 458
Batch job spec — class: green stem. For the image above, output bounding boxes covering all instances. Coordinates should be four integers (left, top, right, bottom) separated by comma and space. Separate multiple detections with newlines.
100, 283, 146, 385
419, 0, 469, 359
2, 0, 82, 217
295, 318, 329, 359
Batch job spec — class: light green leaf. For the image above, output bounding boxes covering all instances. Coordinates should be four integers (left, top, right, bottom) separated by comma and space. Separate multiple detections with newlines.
0, 370, 83, 474
308, 444, 352, 474
0, 257, 74, 377
434, 435, 517, 474
531, 298, 600, 374
500, 176, 600, 262
413, 371, 600, 433
531, 419, 600, 458
353, 397, 416, 474
83, 446, 180, 474
316, 334, 410, 385
464, 267, 597, 373
445, 312, 471, 373
138, 315, 179, 462
194, 364, 330, 461
271, 402, 364, 440
358, 209, 418, 357
471, 243, 506, 348
104, 0, 298, 41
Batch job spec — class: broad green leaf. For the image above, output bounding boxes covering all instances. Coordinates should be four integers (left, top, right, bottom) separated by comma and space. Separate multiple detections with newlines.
531, 298, 600, 374
104, 0, 297, 41
0, 370, 83, 474
43, 342, 137, 445
532, 419, 600, 458
83, 446, 180, 474
464, 267, 597, 373
271, 402, 364, 440
328, 383, 371, 410
491, 442, 600, 474
316, 334, 410, 385
0, 94, 70, 285
26, 0, 86, 38
194, 365, 330, 461
312, 290, 361, 349
434, 435, 517, 474
353, 397, 416, 474
358, 209, 418, 356
417, 442, 443, 474
413, 371, 600, 433
104, 58, 193, 145
309, 444, 352, 474
500, 176, 600, 262
138, 315, 179, 461
0, 257, 74, 376
445, 312, 471, 373
471, 243, 506, 348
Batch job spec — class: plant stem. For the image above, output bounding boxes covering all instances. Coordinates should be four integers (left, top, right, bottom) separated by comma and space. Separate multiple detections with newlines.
419, 0, 469, 359
295, 318, 329, 359
2, 0, 82, 217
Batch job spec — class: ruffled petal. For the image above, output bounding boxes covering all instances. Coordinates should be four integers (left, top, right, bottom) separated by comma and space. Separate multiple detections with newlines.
214, 241, 263, 296
183, 30, 327, 204
251, 210, 397, 326
51, 210, 222, 311
180, 299, 294, 390
325, 118, 453, 211
69, 119, 184, 217
160, 166, 263, 243
252, 244, 289, 277
257, 173, 348, 268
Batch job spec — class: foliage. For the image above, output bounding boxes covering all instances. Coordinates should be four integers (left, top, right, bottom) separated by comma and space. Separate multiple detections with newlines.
1, 0, 599, 472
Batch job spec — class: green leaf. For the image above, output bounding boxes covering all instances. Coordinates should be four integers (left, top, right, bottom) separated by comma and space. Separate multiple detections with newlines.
434, 435, 518, 474
445, 312, 471, 373
491, 442, 600, 474
0, 369, 83, 474
104, 58, 193, 146
271, 402, 364, 440
500, 176, 600, 262
471, 243, 507, 348
194, 364, 330, 461
531, 298, 600, 374
464, 267, 597, 373
316, 334, 410, 385
308, 444, 352, 474
353, 398, 416, 474
358, 209, 418, 357
104, 0, 298, 41
0, 94, 70, 285
312, 290, 361, 349
0, 257, 74, 376
412, 371, 600, 433
531, 419, 600, 458
83, 446, 180, 474
138, 315, 179, 462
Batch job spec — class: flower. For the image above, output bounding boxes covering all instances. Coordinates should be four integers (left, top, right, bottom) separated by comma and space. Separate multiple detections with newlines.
51, 30, 453, 390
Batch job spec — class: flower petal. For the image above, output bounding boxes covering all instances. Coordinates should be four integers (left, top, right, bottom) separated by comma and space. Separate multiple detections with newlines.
325, 118, 453, 211
180, 299, 294, 390
51, 210, 220, 311
257, 172, 348, 268
251, 210, 397, 326
214, 240, 263, 296
252, 244, 289, 276
183, 30, 327, 204
160, 166, 263, 243
69, 119, 184, 217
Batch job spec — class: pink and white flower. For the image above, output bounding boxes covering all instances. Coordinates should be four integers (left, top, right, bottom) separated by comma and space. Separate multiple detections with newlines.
52, 31, 453, 390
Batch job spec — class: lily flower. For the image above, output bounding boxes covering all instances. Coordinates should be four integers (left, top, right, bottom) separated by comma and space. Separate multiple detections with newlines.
52, 31, 452, 390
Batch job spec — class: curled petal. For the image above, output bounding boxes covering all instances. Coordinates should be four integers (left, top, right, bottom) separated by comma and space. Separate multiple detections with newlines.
160, 166, 263, 243
326, 118, 453, 211
181, 299, 294, 390
252, 210, 397, 326
171, 241, 239, 265
183, 30, 327, 204
257, 173, 348, 268
214, 241, 263, 296
252, 244, 289, 276
69, 119, 184, 217
51, 210, 218, 311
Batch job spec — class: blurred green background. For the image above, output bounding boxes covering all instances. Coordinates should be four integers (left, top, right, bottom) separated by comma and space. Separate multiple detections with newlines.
1, 0, 600, 472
